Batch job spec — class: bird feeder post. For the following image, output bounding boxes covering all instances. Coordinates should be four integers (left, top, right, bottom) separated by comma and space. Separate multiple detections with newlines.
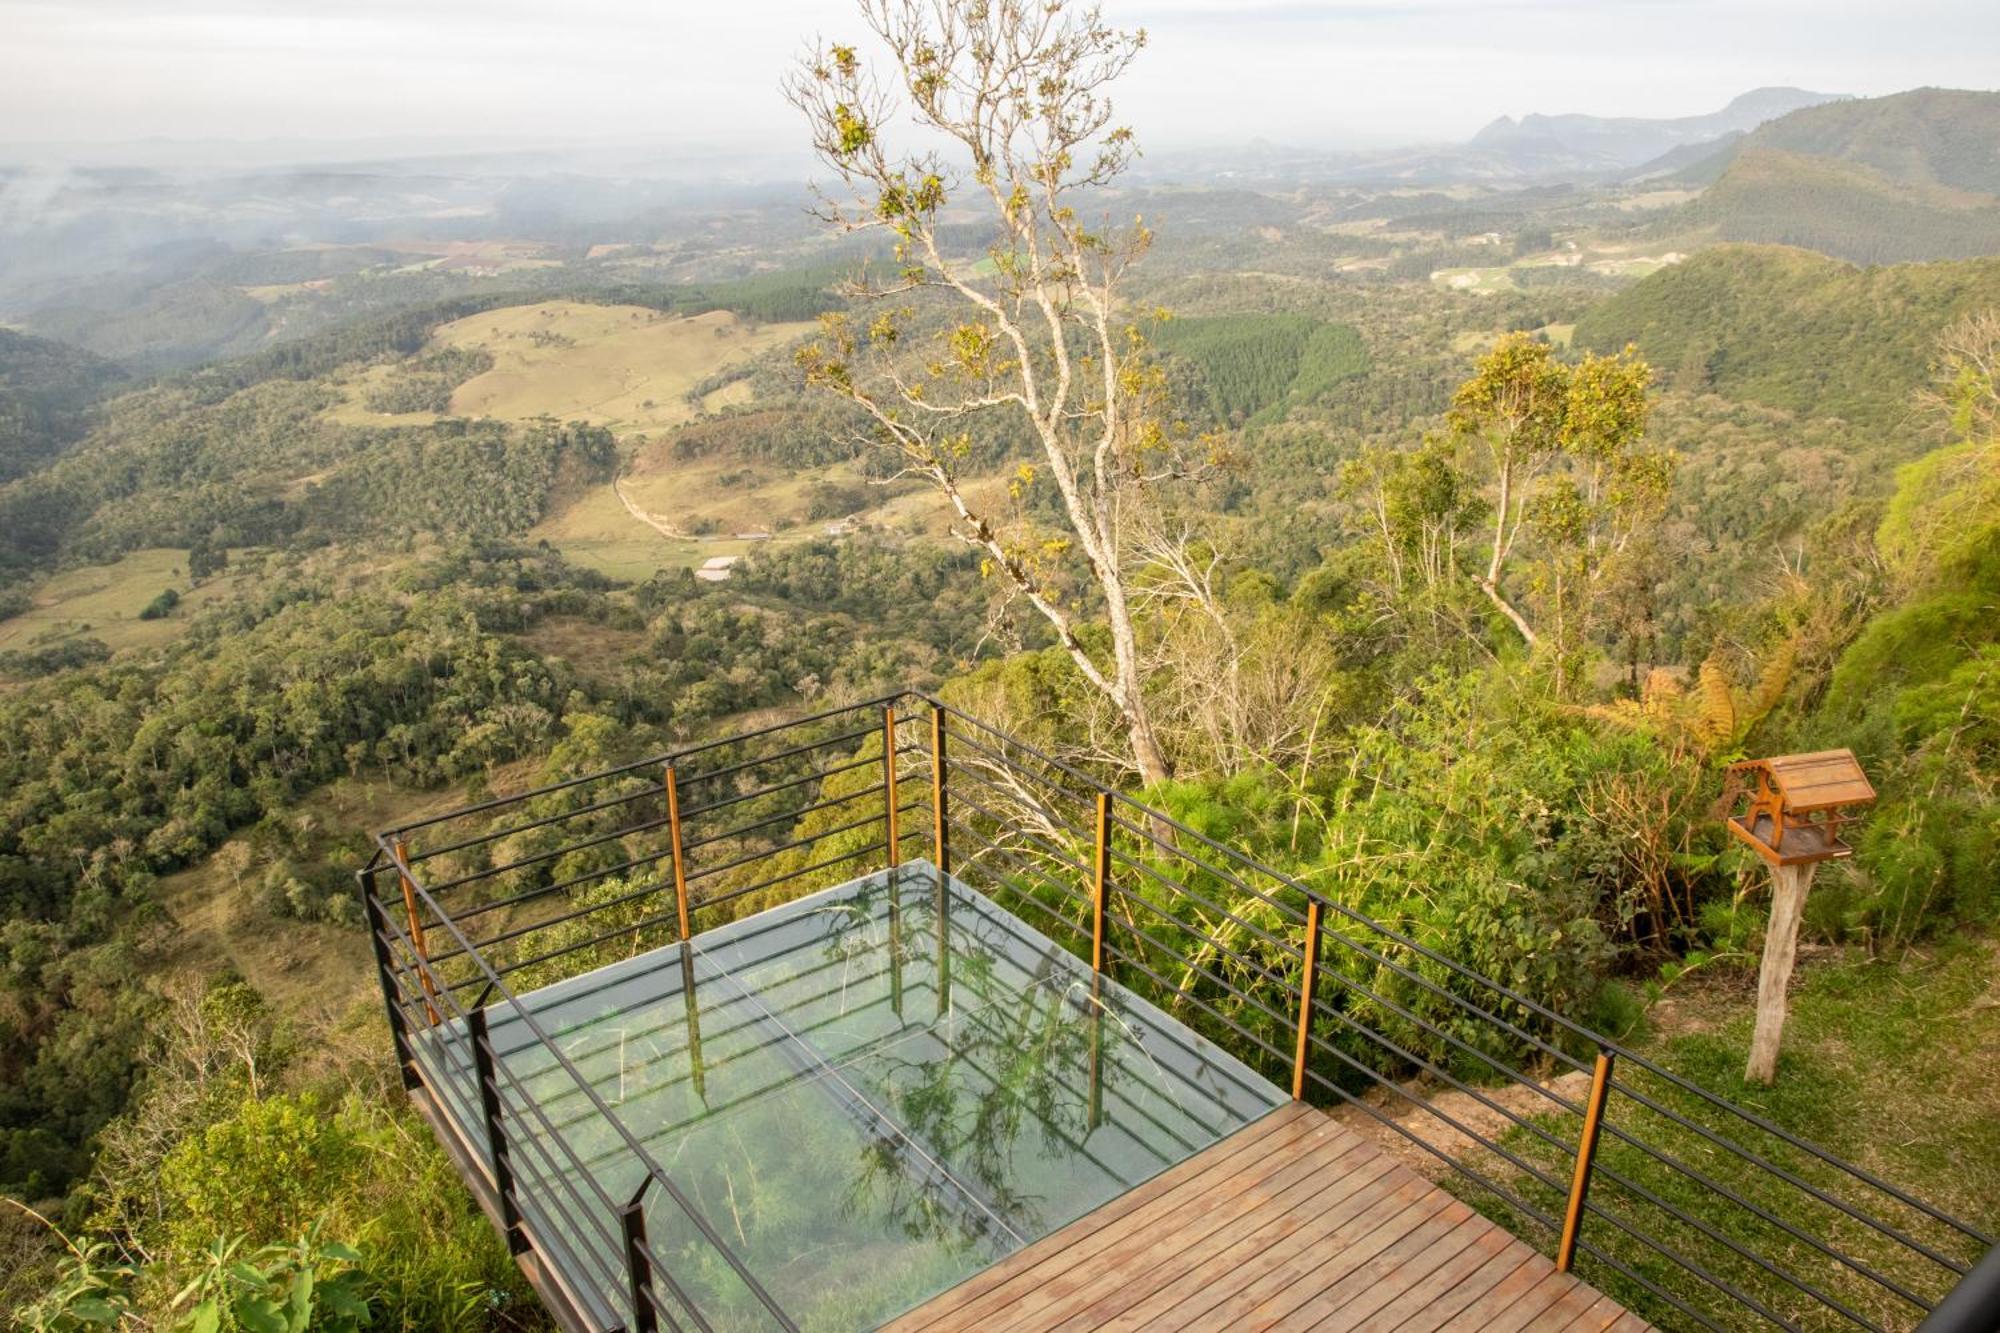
1721, 750, 1876, 1085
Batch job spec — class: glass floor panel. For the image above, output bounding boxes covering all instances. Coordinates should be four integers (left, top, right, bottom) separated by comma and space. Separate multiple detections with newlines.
421, 860, 1286, 1332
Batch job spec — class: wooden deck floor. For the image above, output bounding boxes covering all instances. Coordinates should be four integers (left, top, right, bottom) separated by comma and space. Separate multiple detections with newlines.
886, 1102, 1648, 1332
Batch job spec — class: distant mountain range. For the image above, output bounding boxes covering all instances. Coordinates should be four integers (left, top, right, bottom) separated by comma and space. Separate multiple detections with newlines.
1470, 87, 1846, 176
1152, 87, 1852, 186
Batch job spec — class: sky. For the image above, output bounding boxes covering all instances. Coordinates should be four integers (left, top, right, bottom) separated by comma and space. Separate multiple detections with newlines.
2, 0, 1997, 160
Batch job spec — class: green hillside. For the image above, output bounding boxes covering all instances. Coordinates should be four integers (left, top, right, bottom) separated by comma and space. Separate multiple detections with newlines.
1573, 244, 2000, 426
0, 330, 121, 483
1747, 87, 2000, 194
1685, 148, 2000, 264
1665, 89, 2000, 264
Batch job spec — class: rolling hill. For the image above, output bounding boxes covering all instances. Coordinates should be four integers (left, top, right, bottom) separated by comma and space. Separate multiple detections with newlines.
1663, 88, 2000, 264
1573, 244, 2000, 428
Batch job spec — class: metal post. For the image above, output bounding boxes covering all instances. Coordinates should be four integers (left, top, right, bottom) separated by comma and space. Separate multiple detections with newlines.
468, 1006, 526, 1255
1087, 974, 1105, 1133
1091, 792, 1112, 974
883, 705, 900, 873
1291, 899, 1324, 1101
1556, 1048, 1616, 1272
665, 762, 691, 943
620, 1184, 658, 1333
393, 838, 440, 1025
356, 867, 419, 1091
929, 705, 950, 878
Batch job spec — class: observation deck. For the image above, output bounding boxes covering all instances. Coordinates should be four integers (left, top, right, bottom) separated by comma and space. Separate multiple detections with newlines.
361, 695, 1993, 1331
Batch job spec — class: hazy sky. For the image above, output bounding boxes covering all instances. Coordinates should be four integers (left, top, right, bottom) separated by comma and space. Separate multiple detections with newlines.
3, 0, 1996, 157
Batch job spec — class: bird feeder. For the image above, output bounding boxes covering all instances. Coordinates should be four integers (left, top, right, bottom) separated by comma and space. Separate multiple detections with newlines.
1720, 749, 1876, 1084
1723, 750, 1876, 867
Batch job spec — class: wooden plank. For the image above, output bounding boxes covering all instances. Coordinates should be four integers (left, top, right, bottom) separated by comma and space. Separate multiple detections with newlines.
1559, 1292, 1630, 1330
1059, 1141, 1390, 1332
1308, 1214, 1508, 1331
1524, 1277, 1614, 1330
997, 1124, 1372, 1331
1296, 1200, 1488, 1328
1429, 1252, 1555, 1332
1390, 1245, 1543, 1333
1119, 1155, 1408, 1331
1360, 1216, 1528, 1320
1241, 1180, 1460, 1328
1148, 1173, 1444, 1332
892, 1106, 1335, 1331
1456, 1271, 1583, 1333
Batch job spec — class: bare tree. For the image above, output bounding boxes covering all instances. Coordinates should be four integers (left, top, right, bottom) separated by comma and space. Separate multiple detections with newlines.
786, 0, 1207, 784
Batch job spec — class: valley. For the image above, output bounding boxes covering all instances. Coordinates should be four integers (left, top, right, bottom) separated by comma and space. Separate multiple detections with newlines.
1, 58, 1997, 1333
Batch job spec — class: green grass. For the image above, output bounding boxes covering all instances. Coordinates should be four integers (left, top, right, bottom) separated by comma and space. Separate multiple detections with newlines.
1453, 940, 1998, 1330
0, 548, 252, 654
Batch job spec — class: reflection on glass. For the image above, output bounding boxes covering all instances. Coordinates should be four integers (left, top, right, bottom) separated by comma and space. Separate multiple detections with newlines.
421, 860, 1285, 1332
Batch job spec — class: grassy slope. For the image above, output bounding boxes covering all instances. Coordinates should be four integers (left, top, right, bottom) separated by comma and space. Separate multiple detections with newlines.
1573, 245, 2000, 428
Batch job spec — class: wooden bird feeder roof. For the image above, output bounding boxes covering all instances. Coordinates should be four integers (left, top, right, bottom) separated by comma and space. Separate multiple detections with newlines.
1724, 749, 1876, 868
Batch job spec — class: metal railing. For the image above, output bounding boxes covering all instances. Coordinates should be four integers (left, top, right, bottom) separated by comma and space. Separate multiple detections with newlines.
362, 692, 1994, 1333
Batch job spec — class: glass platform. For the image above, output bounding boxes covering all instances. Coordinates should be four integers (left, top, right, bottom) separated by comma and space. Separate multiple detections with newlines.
424, 860, 1286, 1332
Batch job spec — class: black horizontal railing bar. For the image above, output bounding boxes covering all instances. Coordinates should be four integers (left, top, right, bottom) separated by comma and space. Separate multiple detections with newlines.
1599, 1073, 1977, 1276
681, 808, 890, 887
409, 780, 662, 868
1292, 1020, 1571, 1201
421, 809, 672, 895
1586, 1096, 1943, 1312
1104, 840, 1305, 965
676, 752, 882, 823
690, 840, 887, 910
1293, 1057, 1563, 1239
1572, 1232, 1734, 1333
382, 694, 902, 840
929, 749, 1092, 834
1098, 935, 1292, 1071
426, 777, 895, 947
941, 787, 1098, 885
454, 876, 672, 964
941, 816, 1095, 916
1580, 1156, 1890, 1329
438, 845, 678, 936
680, 783, 874, 855
1571, 1184, 1812, 1333
673, 724, 880, 790
1103, 809, 1309, 928
376, 844, 801, 1333
933, 721, 1108, 811
470, 905, 682, 991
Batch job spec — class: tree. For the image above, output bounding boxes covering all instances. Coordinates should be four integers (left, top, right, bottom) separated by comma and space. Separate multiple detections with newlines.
1448, 333, 1668, 689
785, 0, 1206, 784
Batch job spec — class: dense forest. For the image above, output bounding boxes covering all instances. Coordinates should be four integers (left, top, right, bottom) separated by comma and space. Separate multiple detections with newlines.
3, 73, 1999, 1330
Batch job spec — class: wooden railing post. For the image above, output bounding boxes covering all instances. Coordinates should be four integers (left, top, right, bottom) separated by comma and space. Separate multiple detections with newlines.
393, 838, 440, 1025
1291, 899, 1324, 1100
664, 762, 691, 943
1557, 1048, 1616, 1272
883, 705, 900, 873
468, 1006, 527, 1255
929, 705, 950, 878
1091, 792, 1112, 974
620, 1183, 658, 1333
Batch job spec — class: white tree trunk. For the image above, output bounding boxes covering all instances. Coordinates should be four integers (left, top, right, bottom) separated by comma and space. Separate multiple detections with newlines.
1745, 861, 1816, 1085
